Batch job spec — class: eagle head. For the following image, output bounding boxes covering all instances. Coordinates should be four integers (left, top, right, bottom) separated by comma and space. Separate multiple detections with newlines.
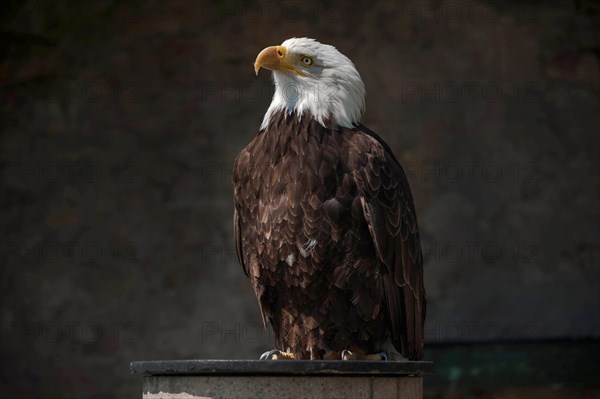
254, 38, 365, 130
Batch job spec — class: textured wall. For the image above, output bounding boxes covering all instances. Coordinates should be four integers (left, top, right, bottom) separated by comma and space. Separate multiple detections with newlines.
0, 0, 598, 397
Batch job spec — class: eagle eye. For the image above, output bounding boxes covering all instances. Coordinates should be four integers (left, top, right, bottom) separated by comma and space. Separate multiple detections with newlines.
301, 56, 313, 66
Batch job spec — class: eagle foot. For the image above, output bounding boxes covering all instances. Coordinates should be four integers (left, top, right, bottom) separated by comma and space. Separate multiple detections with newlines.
341, 349, 388, 361
259, 349, 295, 360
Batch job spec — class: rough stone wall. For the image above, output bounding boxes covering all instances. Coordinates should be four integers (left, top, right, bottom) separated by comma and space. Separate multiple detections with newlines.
0, 1, 598, 397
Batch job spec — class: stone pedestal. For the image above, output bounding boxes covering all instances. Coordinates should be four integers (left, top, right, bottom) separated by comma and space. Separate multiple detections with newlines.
130, 359, 434, 399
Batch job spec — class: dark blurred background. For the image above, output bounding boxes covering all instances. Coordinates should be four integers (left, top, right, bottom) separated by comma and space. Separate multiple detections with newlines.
1, 0, 599, 398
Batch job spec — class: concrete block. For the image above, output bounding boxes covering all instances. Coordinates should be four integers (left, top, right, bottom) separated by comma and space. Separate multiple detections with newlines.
131, 360, 433, 399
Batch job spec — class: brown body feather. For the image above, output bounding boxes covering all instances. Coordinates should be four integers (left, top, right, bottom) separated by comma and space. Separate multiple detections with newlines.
233, 111, 425, 360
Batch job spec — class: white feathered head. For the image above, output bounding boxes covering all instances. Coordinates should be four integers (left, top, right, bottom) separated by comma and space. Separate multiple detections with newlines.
254, 38, 366, 130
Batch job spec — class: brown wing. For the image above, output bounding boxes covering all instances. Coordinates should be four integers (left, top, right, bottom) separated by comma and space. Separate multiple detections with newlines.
233, 207, 247, 276
232, 142, 271, 329
353, 128, 426, 360
232, 147, 248, 277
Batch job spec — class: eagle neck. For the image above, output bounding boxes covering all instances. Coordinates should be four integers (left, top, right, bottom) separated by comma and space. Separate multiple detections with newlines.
260, 70, 364, 131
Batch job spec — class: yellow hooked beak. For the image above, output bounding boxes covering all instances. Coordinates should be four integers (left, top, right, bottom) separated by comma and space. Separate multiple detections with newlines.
254, 45, 305, 77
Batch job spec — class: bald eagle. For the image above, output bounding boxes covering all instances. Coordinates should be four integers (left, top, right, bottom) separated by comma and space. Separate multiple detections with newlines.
233, 38, 425, 361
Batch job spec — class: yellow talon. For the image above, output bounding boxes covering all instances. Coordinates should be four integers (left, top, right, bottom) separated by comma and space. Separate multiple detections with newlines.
342, 349, 388, 361
273, 351, 295, 360
260, 349, 296, 360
